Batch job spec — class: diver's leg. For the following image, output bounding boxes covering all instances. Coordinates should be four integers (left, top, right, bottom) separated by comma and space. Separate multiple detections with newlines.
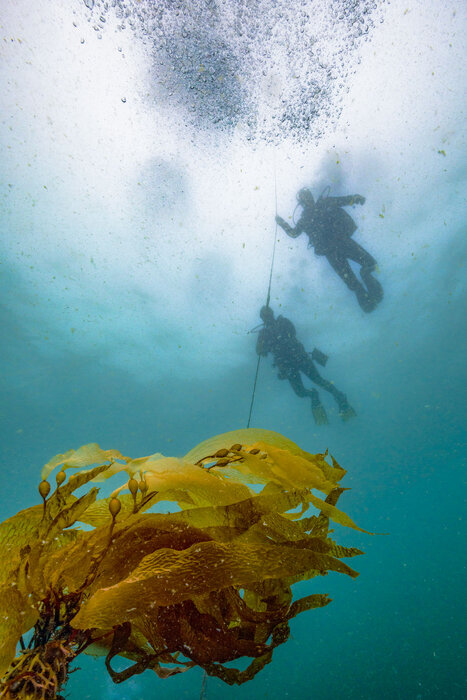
326, 253, 360, 290
361, 266, 383, 305
288, 371, 328, 425
303, 361, 356, 422
345, 240, 383, 306
287, 371, 312, 398
326, 253, 374, 312
345, 239, 377, 269
304, 361, 343, 399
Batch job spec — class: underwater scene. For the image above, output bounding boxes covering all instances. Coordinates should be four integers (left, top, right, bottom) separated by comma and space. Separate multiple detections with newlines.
0, 1, 465, 699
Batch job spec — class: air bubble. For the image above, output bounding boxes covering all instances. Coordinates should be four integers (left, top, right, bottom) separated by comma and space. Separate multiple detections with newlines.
77, 0, 385, 141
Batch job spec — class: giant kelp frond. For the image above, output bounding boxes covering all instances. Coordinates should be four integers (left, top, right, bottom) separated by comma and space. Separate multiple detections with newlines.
0, 429, 372, 698
183, 428, 305, 463
41, 444, 126, 481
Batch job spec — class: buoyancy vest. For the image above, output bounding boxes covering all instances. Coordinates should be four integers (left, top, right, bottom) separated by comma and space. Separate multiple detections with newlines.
259, 317, 309, 373
298, 202, 357, 255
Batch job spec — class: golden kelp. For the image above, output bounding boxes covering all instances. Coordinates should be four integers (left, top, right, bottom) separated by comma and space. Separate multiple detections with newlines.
0, 429, 369, 698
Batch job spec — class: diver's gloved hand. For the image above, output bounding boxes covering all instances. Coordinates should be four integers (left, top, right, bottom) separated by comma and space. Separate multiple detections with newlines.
275, 215, 286, 227
354, 195, 366, 205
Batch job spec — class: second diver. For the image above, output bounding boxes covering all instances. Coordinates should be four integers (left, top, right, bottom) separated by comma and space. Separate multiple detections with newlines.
255, 305, 356, 425
276, 188, 383, 313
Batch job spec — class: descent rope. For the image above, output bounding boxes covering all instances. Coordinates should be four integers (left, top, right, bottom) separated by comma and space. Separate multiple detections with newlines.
247, 156, 279, 428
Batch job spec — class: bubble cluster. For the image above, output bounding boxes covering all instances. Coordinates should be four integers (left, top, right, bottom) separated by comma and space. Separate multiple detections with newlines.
83, 0, 385, 142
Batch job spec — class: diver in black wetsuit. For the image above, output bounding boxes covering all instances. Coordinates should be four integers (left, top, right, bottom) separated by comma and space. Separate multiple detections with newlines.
276, 188, 383, 313
255, 306, 356, 425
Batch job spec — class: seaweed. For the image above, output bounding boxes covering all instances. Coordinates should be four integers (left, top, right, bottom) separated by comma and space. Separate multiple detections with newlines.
0, 428, 370, 697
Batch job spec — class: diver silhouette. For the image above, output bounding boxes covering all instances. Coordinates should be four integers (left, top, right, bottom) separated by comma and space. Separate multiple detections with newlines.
255, 306, 356, 425
275, 188, 383, 313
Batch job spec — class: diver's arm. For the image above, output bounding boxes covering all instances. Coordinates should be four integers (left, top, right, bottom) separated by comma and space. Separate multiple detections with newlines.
327, 195, 365, 207
256, 332, 269, 357
275, 215, 301, 238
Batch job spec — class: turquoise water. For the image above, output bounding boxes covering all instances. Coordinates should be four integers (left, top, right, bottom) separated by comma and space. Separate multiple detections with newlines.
1, 1, 465, 698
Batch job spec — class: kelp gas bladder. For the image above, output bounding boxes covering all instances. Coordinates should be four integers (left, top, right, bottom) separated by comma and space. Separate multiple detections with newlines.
0, 428, 371, 698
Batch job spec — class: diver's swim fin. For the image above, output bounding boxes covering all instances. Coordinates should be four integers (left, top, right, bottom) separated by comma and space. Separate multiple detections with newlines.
312, 404, 329, 425
355, 286, 376, 313
338, 399, 357, 422
310, 390, 329, 425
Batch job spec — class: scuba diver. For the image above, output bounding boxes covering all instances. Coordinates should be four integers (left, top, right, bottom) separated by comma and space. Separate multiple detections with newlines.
255, 305, 356, 425
275, 188, 383, 313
